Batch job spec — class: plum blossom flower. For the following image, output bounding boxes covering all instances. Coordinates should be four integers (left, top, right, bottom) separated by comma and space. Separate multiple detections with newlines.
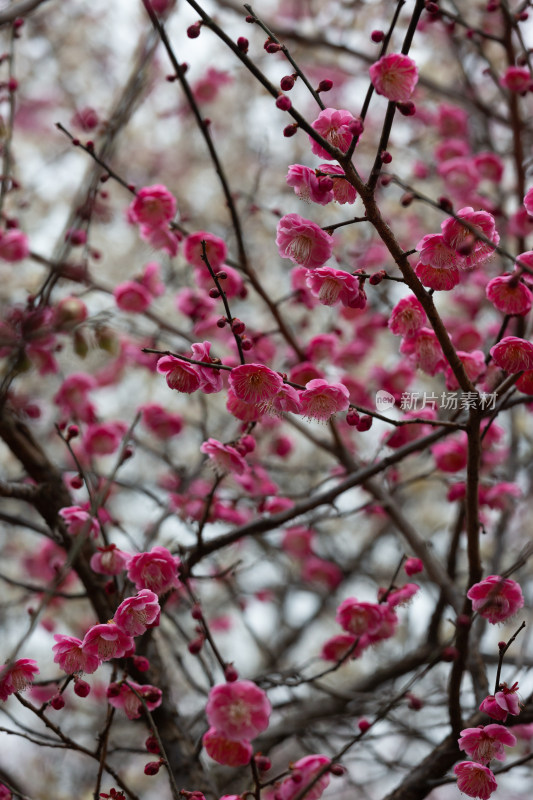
82, 421, 128, 456
301, 556, 343, 590
454, 761, 497, 799
82, 623, 134, 662
320, 633, 363, 662
277, 755, 331, 800
0, 229, 29, 262
309, 108, 357, 159
271, 383, 303, 415
128, 184, 177, 229
383, 582, 419, 607
107, 680, 162, 719
490, 336, 533, 373
336, 598, 384, 636
299, 379, 350, 421
157, 355, 201, 393
0, 659, 39, 701
141, 404, 183, 438
126, 545, 181, 595
114, 590, 160, 637
441, 208, 499, 269
286, 164, 333, 205
276, 214, 333, 268
400, 328, 445, 375
53, 634, 100, 674
206, 680, 271, 741
369, 53, 418, 102
404, 557, 423, 576
467, 575, 524, 623
306, 267, 366, 308
58, 506, 99, 538
228, 363, 283, 405
416, 234, 461, 270
114, 281, 153, 313
415, 261, 460, 291
200, 438, 248, 475
500, 66, 531, 93
318, 164, 357, 204
388, 295, 427, 337
90, 544, 130, 576
432, 436, 468, 472
494, 683, 521, 716
458, 724, 516, 764
202, 727, 253, 766
184, 231, 227, 270
190, 341, 223, 394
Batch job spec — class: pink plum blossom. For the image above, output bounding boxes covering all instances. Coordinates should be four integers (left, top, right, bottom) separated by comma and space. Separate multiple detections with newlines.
388, 295, 427, 336
299, 379, 350, 421
384, 582, 419, 607
114, 589, 160, 636
301, 556, 343, 590
126, 545, 181, 595
454, 761, 497, 799
277, 755, 331, 800
128, 184, 177, 229
200, 438, 248, 475
82, 421, 128, 456
415, 261, 460, 291
282, 526, 315, 558
479, 694, 510, 722
445, 350, 485, 391
226, 387, 264, 422
320, 634, 363, 662
202, 727, 253, 767
369, 53, 418, 102
306, 267, 366, 308
490, 336, 533, 373
0, 659, 39, 701
90, 544, 130, 576
58, 506, 99, 538
494, 683, 521, 716
432, 436, 468, 473
184, 231, 227, 270
82, 623, 134, 661
140, 224, 180, 256
318, 164, 357, 204
205, 680, 271, 741
441, 207, 499, 269
458, 724, 516, 764
500, 66, 531, 93
416, 233, 462, 270
141, 404, 183, 438
0, 229, 29, 262
404, 557, 423, 576
286, 164, 334, 205
190, 341, 223, 394
271, 383, 303, 415
54, 373, 96, 423
309, 108, 357, 159
157, 355, 201, 393
113, 281, 152, 313
53, 634, 100, 674
228, 363, 283, 405
467, 575, 524, 623
276, 214, 333, 268
336, 598, 384, 636
106, 680, 162, 719
400, 328, 445, 375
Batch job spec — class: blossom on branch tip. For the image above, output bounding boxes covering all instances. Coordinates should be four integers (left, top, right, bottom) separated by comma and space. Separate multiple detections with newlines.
453, 761, 497, 799
126, 545, 181, 595
467, 575, 524, 623
369, 53, 418, 103
82, 623, 134, 662
114, 590, 160, 637
206, 680, 271, 741
59, 506, 100, 538
489, 336, 533, 373
336, 598, 384, 636
276, 214, 333, 268
286, 164, 334, 205
277, 755, 331, 800
228, 363, 283, 405
299, 379, 350, 421
458, 724, 516, 764
200, 438, 248, 475
306, 267, 366, 308
106, 680, 162, 719
202, 727, 253, 767
309, 108, 357, 159
53, 635, 100, 674
388, 295, 427, 337
157, 355, 201, 393
318, 164, 357, 204
128, 184, 177, 229
0, 659, 39, 701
